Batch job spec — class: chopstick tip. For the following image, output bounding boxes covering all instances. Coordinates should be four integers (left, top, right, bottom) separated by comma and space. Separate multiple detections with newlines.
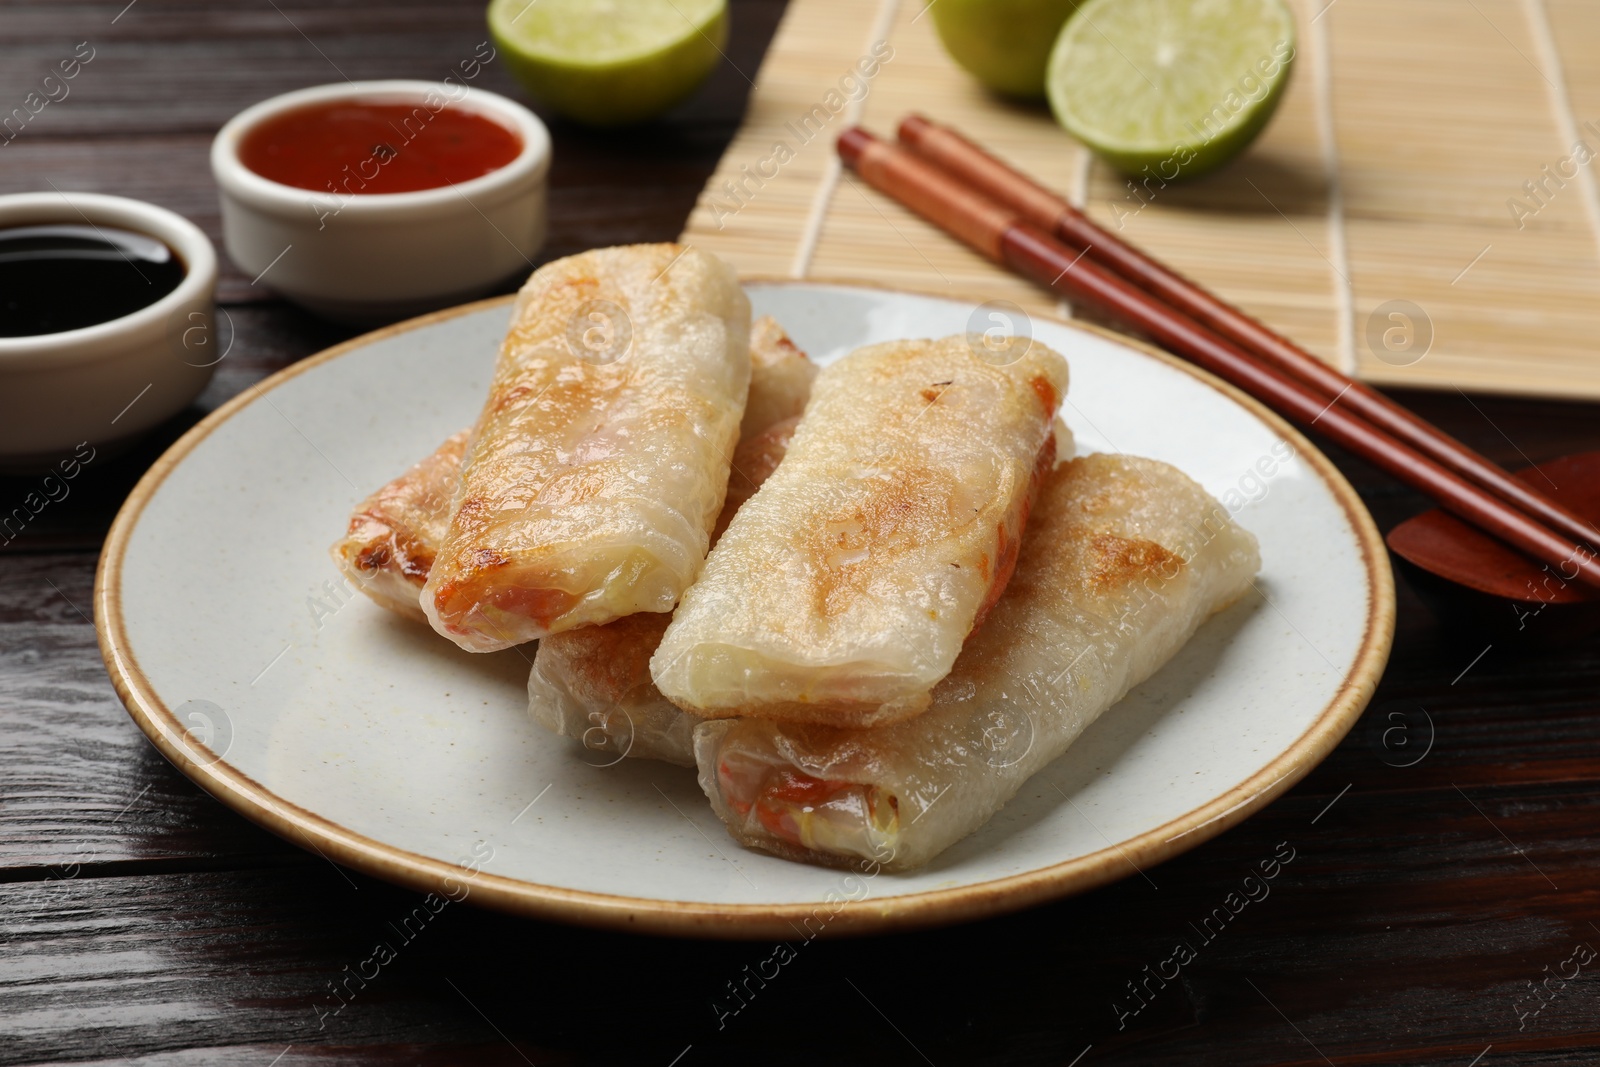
897, 113, 933, 144
837, 126, 876, 167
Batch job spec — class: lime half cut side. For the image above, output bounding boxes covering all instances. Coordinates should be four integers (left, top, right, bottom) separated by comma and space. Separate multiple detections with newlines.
488, 0, 728, 127
1047, 0, 1296, 179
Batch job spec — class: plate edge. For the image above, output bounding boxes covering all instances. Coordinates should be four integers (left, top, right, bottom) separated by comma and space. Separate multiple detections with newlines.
94, 282, 1396, 940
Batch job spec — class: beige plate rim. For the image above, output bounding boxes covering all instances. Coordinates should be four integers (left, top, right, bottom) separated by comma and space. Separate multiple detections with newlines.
95, 280, 1396, 940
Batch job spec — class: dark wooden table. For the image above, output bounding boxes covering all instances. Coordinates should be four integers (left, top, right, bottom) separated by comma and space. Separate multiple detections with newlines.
5, 3, 1600, 1064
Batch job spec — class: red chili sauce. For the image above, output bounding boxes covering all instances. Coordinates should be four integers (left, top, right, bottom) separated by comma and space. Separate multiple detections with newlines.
238, 100, 522, 195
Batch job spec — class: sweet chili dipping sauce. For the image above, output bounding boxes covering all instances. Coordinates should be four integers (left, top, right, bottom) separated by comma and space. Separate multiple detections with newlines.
238, 99, 522, 195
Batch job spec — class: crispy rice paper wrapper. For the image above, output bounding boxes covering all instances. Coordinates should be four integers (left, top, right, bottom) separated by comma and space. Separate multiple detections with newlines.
330, 431, 469, 620
527, 416, 802, 766
325, 316, 810, 765
529, 405, 1073, 767
422, 243, 751, 652
652, 334, 1070, 729
329, 316, 807, 627
693, 453, 1262, 871
527, 612, 690, 764
740, 314, 816, 438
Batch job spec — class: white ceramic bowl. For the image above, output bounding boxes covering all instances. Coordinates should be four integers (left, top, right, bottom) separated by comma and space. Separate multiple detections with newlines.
212, 80, 550, 323
0, 192, 219, 472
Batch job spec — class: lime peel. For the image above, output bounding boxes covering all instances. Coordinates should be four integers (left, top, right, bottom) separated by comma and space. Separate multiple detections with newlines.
1047, 0, 1296, 179
488, 0, 728, 126
930, 0, 1085, 99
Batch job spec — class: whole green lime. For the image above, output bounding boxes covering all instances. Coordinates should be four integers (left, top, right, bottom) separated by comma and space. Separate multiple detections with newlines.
930, 0, 1084, 98
1047, 0, 1296, 179
487, 0, 728, 127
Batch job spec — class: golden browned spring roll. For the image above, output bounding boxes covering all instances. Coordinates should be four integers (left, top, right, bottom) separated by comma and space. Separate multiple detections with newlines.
530, 403, 1077, 767
329, 319, 813, 764
330, 431, 470, 620
329, 316, 806, 625
740, 314, 816, 438
422, 244, 751, 652
694, 453, 1262, 870
527, 416, 801, 766
652, 334, 1069, 729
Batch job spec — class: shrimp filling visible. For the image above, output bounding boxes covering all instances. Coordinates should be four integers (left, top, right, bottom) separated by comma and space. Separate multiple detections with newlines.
717, 749, 899, 861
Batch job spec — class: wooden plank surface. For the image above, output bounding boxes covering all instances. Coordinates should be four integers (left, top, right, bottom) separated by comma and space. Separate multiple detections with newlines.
3, 1, 1600, 1065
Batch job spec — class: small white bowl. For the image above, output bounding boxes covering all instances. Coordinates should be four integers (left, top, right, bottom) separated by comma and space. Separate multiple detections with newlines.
0, 192, 219, 472
212, 80, 550, 323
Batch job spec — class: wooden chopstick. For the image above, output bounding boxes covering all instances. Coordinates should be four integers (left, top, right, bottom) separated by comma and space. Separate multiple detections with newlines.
836, 126, 1600, 593
896, 113, 1600, 554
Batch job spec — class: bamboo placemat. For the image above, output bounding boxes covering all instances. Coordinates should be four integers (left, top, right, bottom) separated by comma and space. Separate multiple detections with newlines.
682, 0, 1600, 400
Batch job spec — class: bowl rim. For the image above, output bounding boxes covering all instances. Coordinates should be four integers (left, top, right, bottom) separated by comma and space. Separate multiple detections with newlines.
211, 80, 552, 221
0, 191, 217, 365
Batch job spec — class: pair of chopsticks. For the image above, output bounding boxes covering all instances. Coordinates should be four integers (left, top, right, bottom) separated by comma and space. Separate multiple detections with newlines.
838, 117, 1600, 593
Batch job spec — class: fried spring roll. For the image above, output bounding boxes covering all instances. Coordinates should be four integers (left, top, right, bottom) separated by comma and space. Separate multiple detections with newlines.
741, 314, 816, 438
330, 431, 470, 620
693, 453, 1263, 870
529, 406, 1077, 766
422, 244, 752, 652
330, 317, 808, 624
652, 334, 1069, 729
527, 416, 802, 765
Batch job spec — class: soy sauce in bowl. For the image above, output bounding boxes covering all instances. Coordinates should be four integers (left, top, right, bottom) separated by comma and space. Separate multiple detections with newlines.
0, 224, 186, 337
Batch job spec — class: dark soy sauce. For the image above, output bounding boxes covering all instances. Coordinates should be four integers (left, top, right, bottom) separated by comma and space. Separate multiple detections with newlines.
0, 224, 186, 337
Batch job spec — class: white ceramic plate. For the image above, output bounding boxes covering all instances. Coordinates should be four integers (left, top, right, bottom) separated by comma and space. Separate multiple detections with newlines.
97, 282, 1393, 938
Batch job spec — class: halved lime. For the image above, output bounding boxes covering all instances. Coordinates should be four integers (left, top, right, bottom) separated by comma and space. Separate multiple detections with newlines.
930, 0, 1084, 98
1046, 0, 1295, 179
487, 0, 728, 127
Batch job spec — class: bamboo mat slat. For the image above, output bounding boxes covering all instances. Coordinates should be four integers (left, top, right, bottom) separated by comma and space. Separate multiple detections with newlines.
681, 0, 1600, 400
